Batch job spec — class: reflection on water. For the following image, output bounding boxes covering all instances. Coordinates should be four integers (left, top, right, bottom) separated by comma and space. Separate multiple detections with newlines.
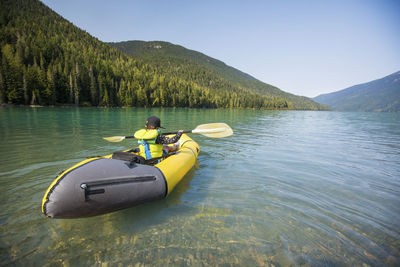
0, 107, 399, 266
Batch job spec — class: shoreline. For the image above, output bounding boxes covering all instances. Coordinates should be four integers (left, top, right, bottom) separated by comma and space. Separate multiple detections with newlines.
0, 103, 330, 111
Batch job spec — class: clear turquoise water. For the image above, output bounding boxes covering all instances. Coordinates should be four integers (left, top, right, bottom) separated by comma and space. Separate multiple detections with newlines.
0, 107, 399, 266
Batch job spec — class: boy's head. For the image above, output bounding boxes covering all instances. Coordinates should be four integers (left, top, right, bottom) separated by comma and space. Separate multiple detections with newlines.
145, 116, 165, 129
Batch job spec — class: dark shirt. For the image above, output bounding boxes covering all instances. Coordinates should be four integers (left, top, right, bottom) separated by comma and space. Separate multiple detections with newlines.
155, 132, 182, 144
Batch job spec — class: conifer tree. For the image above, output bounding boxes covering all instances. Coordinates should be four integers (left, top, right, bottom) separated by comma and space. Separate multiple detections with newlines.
0, 71, 4, 104
89, 65, 97, 106
68, 73, 73, 104
74, 62, 80, 105
23, 70, 28, 104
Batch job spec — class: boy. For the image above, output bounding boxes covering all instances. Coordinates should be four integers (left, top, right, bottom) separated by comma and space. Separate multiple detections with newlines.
134, 116, 183, 160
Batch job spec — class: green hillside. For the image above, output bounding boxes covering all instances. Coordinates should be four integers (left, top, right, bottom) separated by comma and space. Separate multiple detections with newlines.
109, 41, 260, 84
110, 41, 328, 110
0, 0, 327, 110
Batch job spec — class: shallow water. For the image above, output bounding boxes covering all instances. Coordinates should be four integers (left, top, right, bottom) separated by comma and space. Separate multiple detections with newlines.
0, 107, 399, 266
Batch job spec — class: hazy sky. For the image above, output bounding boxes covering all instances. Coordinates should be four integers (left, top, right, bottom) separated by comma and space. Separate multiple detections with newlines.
40, 0, 400, 97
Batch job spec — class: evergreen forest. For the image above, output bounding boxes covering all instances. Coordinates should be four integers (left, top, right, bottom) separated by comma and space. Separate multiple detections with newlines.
0, 0, 328, 110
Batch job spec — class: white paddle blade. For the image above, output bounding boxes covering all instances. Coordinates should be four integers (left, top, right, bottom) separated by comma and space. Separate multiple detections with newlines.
192, 123, 233, 138
103, 136, 126, 142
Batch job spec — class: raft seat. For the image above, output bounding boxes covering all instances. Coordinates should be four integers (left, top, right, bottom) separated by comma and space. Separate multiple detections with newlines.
111, 149, 178, 166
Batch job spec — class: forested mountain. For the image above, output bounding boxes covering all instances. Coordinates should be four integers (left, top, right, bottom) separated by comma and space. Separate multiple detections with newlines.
314, 71, 400, 112
110, 41, 327, 110
0, 0, 327, 110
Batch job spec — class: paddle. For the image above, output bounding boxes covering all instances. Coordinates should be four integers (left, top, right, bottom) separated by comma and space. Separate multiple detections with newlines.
103, 123, 233, 142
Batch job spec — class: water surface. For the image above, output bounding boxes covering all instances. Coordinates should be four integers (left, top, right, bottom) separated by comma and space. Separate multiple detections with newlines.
0, 107, 399, 266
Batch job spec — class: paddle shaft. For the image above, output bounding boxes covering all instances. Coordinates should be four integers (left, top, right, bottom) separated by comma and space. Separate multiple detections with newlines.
104, 123, 232, 142
123, 130, 190, 139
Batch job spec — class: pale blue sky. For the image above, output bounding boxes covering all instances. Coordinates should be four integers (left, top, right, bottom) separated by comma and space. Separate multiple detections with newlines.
41, 0, 400, 97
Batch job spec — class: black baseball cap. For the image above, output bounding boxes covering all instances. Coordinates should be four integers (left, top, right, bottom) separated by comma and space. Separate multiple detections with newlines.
146, 116, 165, 129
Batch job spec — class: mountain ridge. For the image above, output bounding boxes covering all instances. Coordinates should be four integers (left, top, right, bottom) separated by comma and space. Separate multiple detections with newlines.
313, 71, 400, 112
109, 40, 327, 110
108, 40, 260, 83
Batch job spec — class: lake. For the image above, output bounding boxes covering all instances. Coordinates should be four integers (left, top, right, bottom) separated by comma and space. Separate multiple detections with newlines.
0, 107, 399, 266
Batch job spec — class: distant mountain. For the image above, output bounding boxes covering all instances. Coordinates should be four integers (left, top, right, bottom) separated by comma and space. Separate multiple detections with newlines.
314, 71, 400, 112
109, 41, 328, 110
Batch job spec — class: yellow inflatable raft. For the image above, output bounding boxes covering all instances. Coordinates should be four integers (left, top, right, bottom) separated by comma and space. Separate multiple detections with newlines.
42, 134, 199, 219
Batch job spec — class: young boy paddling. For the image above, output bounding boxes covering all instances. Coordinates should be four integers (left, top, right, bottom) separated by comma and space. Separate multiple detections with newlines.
134, 116, 183, 160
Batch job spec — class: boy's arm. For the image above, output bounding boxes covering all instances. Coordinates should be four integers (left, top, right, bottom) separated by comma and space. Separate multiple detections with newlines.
156, 131, 183, 144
